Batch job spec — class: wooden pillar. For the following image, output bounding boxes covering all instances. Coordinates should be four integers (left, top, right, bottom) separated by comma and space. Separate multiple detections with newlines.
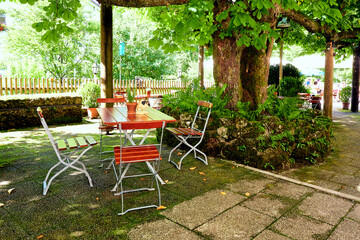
199, 45, 204, 88
100, 4, 113, 105
351, 44, 360, 113
324, 41, 334, 119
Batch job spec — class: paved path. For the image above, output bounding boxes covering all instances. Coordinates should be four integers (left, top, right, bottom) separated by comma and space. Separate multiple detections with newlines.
129, 104, 360, 240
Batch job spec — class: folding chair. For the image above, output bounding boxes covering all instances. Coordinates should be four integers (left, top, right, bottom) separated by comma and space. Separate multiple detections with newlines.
97, 98, 126, 164
36, 107, 96, 195
309, 96, 322, 110
297, 93, 311, 109
111, 121, 166, 215
166, 100, 213, 170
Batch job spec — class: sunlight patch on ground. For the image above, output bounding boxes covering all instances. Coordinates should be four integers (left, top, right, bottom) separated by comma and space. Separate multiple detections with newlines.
70, 231, 84, 237
0, 181, 11, 186
357, 185, 360, 192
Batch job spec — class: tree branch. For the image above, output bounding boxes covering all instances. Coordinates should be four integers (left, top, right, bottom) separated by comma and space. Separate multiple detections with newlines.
96, 0, 188, 7
281, 8, 360, 41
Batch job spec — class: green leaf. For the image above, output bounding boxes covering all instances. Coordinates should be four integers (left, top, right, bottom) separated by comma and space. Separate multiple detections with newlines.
233, 15, 241, 27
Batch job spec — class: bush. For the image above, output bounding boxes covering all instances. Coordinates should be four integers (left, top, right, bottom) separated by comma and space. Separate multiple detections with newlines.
279, 77, 309, 97
78, 82, 100, 108
339, 86, 352, 102
268, 64, 302, 86
160, 83, 332, 171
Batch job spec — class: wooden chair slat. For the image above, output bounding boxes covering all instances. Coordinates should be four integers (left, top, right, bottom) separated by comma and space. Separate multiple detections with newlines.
85, 136, 97, 146
76, 137, 88, 148
67, 138, 78, 149
197, 100, 213, 109
57, 139, 67, 151
97, 98, 126, 103
114, 145, 160, 164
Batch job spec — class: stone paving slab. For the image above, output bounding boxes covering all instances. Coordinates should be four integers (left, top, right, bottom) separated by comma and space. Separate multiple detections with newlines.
328, 219, 360, 240
241, 193, 292, 217
253, 230, 291, 240
162, 189, 245, 230
271, 214, 332, 240
330, 174, 360, 188
264, 181, 313, 200
347, 204, 360, 222
298, 192, 354, 225
226, 177, 275, 195
195, 205, 274, 239
128, 219, 201, 240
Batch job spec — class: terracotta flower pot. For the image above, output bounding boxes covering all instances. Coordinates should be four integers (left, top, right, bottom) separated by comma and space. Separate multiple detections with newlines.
126, 102, 137, 114
342, 102, 350, 110
87, 108, 99, 119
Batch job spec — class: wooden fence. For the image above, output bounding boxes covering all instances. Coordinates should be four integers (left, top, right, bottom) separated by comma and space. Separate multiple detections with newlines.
0, 77, 215, 96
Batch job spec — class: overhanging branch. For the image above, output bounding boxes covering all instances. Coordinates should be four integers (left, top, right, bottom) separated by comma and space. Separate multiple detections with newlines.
281, 8, 360, 41
96, 0, 189, 7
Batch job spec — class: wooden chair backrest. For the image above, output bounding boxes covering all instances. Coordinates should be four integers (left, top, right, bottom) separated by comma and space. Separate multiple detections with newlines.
197, 100, 213, 109
97, 98, 126, 103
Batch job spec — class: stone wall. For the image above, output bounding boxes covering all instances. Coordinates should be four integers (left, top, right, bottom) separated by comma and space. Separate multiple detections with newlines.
0, 95, 82, 130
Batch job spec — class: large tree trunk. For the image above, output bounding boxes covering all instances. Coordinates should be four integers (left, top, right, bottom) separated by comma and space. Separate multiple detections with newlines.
213, 33, 243, 109
212, 0, 277, 110
351, 44, 360, 113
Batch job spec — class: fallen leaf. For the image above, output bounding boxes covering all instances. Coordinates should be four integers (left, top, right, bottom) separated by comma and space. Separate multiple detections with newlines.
105, 171, 108, 174
232, 166, 235, 169
0, 203, 4, 208
245, 192, 251, 197
37, 235, 44, 239
7, 188, 15, 194
140, 178, 147, 181
157, 205, 167, 210
96, 197, 99, 200
164, 180, 169, 183
199, 172, 206, 176
203, 178, 207, 181
177, 152, 182, 155
189, 167, 196, 171
220, 192, 227, 195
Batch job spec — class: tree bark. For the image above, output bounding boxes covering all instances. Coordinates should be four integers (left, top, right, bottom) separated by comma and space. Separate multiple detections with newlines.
198, 45, 204, 89
100, 4, 113, 107
351, 44, 360, 112
213, 33, 243, 109
324, 41, 334, 118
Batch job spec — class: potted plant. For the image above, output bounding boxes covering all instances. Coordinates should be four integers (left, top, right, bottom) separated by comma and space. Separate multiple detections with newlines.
78, 82, 101, 118
126, 86, 137, 114
339, 86, 352, 110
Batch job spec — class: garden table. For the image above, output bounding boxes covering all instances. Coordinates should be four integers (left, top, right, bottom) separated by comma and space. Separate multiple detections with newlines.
96, 107, 176, 185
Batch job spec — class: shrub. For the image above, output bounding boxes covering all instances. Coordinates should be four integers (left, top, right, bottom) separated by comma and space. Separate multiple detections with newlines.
279, 77, 309, 97
339, 86, 352, 102
77, 82, 100, 108
268, 64, 302, 86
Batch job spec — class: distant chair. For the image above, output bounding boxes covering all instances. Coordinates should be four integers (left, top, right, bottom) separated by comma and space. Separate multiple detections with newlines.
166, 100, 213, 170
37, 107, 96, 195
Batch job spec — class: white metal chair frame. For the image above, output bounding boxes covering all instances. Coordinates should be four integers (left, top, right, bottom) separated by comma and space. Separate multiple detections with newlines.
37, 107, 95, 195
167, 101, 213, 170
111, 121, 166, 215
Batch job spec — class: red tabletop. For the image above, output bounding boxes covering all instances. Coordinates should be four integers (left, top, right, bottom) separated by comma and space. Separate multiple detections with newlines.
97, 107, 176, 130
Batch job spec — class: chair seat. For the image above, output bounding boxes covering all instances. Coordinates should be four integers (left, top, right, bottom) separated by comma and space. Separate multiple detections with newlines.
57, 136, 97, 151
166, 127, 202, 136
114, 145, 160, 164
